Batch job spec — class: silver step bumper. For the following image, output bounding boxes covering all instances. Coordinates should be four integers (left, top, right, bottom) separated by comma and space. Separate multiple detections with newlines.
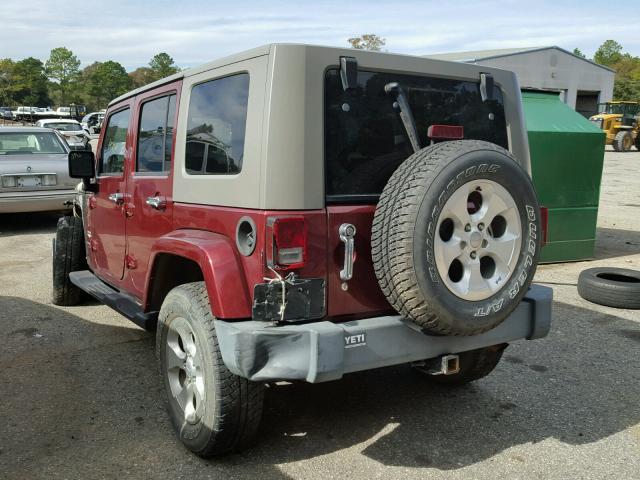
215, 284, 552, 383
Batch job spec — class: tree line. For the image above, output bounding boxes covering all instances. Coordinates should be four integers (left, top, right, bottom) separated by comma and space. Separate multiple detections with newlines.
0, 38, 636, 112
0, 47, 179, 111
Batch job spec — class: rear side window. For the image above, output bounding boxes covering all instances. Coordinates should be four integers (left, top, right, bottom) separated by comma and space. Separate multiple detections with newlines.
100, 108, 130, 175
185, 73, 249, 175
136, 94, 176, 173
324, 69, 508, 200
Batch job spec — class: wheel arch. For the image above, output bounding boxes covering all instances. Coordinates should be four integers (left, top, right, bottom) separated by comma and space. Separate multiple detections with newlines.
145, 229, 252, 319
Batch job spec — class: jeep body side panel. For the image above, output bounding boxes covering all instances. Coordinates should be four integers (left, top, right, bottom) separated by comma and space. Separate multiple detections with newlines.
149, 205, 328, 319
147, 229, 252, 319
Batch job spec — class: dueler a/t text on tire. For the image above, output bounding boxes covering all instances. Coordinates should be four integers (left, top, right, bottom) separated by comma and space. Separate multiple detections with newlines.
52, 215, 87, 306
372, 140, 541, 336
157, 282, 264, 457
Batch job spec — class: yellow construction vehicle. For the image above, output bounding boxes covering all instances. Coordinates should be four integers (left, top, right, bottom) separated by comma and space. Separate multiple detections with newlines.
589, 101, 640, 152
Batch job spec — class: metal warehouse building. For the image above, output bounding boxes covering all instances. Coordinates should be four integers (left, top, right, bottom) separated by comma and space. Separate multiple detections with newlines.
426, 46, 615, 117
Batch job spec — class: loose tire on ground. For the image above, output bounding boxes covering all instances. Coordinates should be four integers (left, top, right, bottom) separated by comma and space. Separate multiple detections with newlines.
613, 131, 633, 152
372, 140, 541, 336
157, 282, 264, 457
577, 267, 640, 309
52, 215, 87, 306
413, 344, 507, 386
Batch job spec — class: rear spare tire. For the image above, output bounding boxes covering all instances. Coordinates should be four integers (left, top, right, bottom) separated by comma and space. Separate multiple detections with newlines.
372, 140, 541, 335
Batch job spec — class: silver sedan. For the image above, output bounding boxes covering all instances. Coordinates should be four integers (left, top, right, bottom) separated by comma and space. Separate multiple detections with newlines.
0, 127, 77, 213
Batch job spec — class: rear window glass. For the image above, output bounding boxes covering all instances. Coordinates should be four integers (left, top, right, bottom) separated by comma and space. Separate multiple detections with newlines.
0, 132, 65, 155
43, 122, 82, 131
325, 69, 508, 200
185, 73, 249, 175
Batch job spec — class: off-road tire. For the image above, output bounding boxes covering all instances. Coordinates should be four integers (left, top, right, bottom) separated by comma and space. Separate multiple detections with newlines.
372, 140, 541, 336
577, 267, 640, 309
635, 133, 640, 151
52, 215, 87, 306
157, 282, 264, 457
613, 131, 632, 152
413, 344, 507, 386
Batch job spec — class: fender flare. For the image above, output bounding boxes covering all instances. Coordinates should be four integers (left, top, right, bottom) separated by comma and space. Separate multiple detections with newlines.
146, 229, 252, 318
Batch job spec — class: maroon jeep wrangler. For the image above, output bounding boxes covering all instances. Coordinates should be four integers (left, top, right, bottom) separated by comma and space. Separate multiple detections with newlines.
52, 44, 552, 457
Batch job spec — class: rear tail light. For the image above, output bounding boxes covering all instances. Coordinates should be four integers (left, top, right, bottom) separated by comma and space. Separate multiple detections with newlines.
267, 216, 307, 270
540, 206, 548, 246
427, 124, 464, 141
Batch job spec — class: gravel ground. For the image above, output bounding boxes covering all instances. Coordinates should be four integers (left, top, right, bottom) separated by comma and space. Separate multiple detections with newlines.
0, 148, 638, 480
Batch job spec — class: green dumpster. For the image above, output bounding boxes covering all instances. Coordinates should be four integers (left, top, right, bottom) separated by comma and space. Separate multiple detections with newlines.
521, 91, 606, 263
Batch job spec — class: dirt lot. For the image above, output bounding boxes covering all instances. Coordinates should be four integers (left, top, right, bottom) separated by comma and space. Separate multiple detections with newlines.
0, 149, 639, 480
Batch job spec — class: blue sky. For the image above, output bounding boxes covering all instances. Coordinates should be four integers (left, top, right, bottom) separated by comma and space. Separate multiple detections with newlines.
1, 0, 635, 71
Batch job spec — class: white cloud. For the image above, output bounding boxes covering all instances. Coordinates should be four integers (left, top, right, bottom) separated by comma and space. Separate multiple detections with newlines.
0, 0, 636, 70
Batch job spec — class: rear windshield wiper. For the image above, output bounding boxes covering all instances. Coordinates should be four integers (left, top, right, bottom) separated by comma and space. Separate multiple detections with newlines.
385, 82, 421, 153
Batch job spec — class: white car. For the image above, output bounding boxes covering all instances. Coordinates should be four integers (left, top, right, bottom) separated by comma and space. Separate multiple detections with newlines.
35, 119, 91, 151
80, 111, 105, 134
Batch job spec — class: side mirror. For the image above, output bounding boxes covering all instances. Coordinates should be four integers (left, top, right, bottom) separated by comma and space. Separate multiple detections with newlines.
68, 150, 95, 179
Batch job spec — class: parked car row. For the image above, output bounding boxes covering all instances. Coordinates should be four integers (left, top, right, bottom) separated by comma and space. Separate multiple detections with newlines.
7, 105, 89, 122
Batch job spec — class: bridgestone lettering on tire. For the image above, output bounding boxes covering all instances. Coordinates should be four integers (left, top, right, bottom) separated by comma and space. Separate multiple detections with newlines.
157, 282, 264, 457
52, 215, 87, 306
372, 140, 541, 336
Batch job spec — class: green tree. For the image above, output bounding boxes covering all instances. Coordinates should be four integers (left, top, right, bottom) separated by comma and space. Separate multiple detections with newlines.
85, 61, 132, 108
129, 66, 155, 88
45, 47, 81, 106
0, 58, 15, 105
572, 48, 586, 59
347, 34, 386, 51
594, 40, 623, 66
149, 53, 179, 81
11, 57, 50, 106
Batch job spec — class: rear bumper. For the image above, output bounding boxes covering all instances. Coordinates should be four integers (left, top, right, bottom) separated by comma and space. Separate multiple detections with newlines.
0, 191, 75, 213
215, 284, 553, 383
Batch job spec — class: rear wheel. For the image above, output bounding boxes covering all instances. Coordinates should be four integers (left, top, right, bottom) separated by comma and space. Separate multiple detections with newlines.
372, 140, 541, 336
613, 131, 633, 152
413, 345, 507, 386
157, 282, 264, 457
52, 215, 87, 306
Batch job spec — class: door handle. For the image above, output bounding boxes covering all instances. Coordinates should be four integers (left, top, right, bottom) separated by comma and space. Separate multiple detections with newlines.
145, 196, 167, 210
339, 223, 356, 281
108, 192, 124, 205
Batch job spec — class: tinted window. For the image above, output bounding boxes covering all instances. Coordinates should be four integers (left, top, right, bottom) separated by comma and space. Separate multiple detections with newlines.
325, 69, 508, 199
100, 108, 130, 174
185, 74, 249, 175
136, 94, 176, 173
